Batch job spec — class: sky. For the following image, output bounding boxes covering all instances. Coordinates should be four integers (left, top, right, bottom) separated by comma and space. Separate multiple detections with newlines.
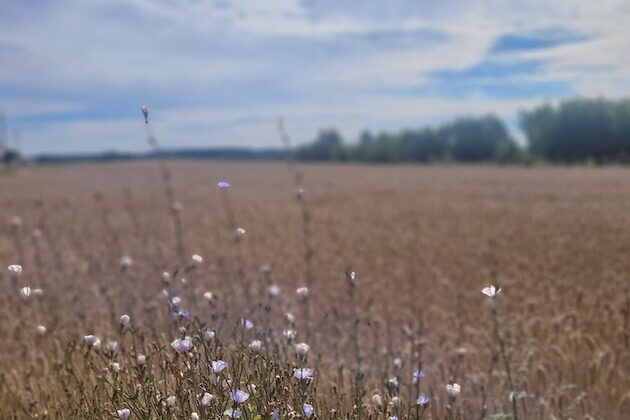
1, 0, 630, 155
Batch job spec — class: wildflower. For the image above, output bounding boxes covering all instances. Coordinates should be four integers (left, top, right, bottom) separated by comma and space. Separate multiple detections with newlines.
36, 325, 46, 336
260, 263, 272, 274
303, 403, 314, 418
171, 336, 193, 354
283, 329, 297, 341
203, 291, 214, 303
223, 408, 242, 418
346, 270, 356, 286
412, 370, 424, 383
481, 285, 501, 298
446, 383, 461, 398
119, 255, 133, 269
204, 330, 215, 342
177, 308, 191, 319
295, 342, 310, 357
8, 264, 22, 274
162, 271, 170, 286
241, 318, 254, 330
455, 346, 467, 356
416, 394, 430, 406
84, 335, 100, 350
249, 340, 262, 353
217, 181, 230, 189
386, 376, 400, 394
141, 105, 149, 123
137, 354, 146, 366
192, 254, 203, 263
169, 296, 182, 311
293, 367, 313, 380
271, 409, 280, 420
110, 362, 121, 373
117, 408, 131, 420
285, 312, 295, 324
106, 340, 119, 355
212, 360, 227, 374
393, 357, 402, 369
267, 284, 281, 298
119, 314, 130, 330
191, 413, 200, 420
230, 389, 250, 404
372, 393, 383, 409
389, 417, 399, 420
390, 396, 401, 408
20, 286, 31, 298
296, 287, 309, 301
235, 227, 246, 238
166, 395, 176, 408
200, 392, 214, 406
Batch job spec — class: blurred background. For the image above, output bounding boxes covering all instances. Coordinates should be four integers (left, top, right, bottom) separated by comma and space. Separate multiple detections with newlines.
1, 1, 629, 164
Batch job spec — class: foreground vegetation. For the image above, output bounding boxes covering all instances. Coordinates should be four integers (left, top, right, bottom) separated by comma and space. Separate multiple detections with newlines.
1, 159, 629, 419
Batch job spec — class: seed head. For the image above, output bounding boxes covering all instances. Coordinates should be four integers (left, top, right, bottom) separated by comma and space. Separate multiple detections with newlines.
119, 255, 133, 269
204, 330, 215, 342
119, 314, 131, 330
296, 287, 309, 301
141, 105, 149, 123
372, 393, 383, 409
295, 342, 310, 357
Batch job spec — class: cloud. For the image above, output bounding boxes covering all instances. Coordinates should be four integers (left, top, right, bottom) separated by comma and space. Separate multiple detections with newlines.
0, 0, 629, 154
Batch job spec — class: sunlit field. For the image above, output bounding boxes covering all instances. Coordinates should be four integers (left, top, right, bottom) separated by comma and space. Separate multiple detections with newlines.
1, 161, 629, 419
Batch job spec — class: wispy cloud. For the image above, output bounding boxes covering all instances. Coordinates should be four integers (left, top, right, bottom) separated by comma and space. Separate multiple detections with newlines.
1, 0, 629, 154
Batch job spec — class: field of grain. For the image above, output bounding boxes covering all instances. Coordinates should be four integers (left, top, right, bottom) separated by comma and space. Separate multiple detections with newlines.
0, 161, 629, 419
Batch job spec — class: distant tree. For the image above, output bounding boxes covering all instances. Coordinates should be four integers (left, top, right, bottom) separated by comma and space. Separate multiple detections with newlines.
521, 97, 630, 163
398, 128, 448, 162
296, 129, 346, 161
444, 115, 513, 162
1, 148, 23, 166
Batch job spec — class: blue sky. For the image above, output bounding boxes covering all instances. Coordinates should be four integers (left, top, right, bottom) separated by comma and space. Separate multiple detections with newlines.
1, 0, 629, 155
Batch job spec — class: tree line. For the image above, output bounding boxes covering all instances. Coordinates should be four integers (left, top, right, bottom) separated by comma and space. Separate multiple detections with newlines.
295, 97, 630, 164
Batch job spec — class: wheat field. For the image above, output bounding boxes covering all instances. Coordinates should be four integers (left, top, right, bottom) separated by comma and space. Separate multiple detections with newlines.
0, 161, 628, 419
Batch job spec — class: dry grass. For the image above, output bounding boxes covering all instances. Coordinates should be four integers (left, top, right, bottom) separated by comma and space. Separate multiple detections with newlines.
0, 161, 628, 419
